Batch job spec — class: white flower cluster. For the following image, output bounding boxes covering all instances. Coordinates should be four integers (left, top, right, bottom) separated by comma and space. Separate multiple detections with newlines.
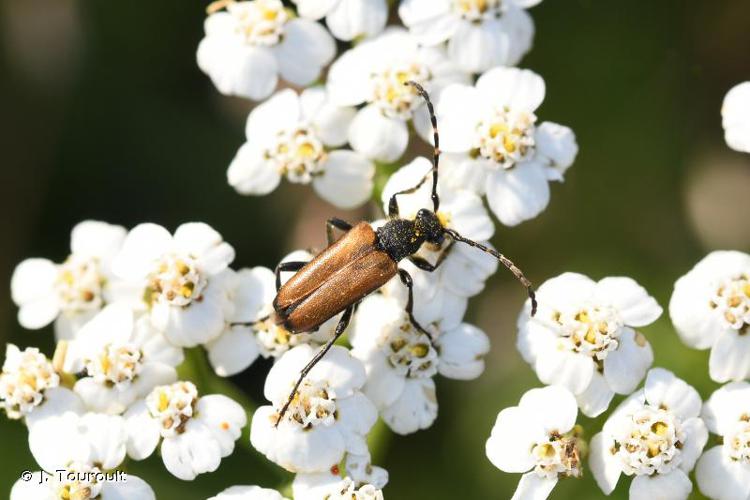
197, 0, 576, 226
485, 249, 750, 499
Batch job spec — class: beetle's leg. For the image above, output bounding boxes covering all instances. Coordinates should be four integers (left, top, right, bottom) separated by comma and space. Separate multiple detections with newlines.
398, 269, 433, 342
275, 306, 354, 426
275, 261, 307, 291
326, 217, 352, 245
444, 228, 537, 316
387, 174, 431, 218
409, 240, 455, 272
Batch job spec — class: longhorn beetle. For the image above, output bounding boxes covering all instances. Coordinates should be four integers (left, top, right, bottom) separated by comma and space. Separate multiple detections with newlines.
256, 82, 537, 424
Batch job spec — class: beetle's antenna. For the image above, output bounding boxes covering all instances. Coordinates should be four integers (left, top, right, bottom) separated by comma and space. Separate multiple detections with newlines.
405, 81, 440, 213
445, 228, 537, 316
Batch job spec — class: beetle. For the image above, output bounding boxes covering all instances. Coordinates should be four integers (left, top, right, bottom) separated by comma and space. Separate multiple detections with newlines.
262, 82, 537, 423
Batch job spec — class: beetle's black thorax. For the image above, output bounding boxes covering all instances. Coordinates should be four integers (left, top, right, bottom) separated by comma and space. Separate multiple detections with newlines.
377, 219, 425, 262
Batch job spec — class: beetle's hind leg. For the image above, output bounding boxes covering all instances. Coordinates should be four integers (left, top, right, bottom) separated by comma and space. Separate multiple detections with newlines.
326, 218, 352, 244
275, 305, 355, 426
398, 269, 434, 342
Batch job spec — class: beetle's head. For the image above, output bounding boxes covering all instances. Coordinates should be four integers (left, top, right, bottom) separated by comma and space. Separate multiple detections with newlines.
415, 208, 445, 246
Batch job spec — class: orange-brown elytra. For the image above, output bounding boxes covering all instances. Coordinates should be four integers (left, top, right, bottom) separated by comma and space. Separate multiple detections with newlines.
252, 82, 537, 425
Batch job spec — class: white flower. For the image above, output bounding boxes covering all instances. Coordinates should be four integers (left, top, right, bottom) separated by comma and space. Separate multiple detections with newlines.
485, 385, 583, 500
11, 220, 126, 339
721, 82, 750, 153
327, 29, 470, 162
350, 293, 489, 434
696, 382, 750, 500
589, 368, 708, 500
228, 87, 374, 209
292, 0, 387, 41
517, 272, 662, 417
379, 156, 498, 323
208, 485, 288, 500
0, 344, 83, 426
197, 0, 335, 101
124, 381, 246, 480
63, 304, 183, 414
16, 411, 156, 500
398, 0, 541, 73
437, 67, 578, 226
250, 345, 377, 473
669, 250, 750, 382
112, 222, 236, 347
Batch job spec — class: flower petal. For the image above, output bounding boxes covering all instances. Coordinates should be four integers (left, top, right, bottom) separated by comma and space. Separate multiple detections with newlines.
313, 150, 374, 209
437, 323, 490, 380
381, 378, 438, 435
576, 370, 615, 418
678, 417, 708, 473
300, 87, 357, 148
448, 19, 509, 74
644, 368, 702, 420
274, 19, 335, 86
124, 401, 161, 460
348, 104, 409, 162
485, 406, 544, 473
596, 277, 663, 327
161, 420, 222, 480
398, 0, 456, 46
534, 345, 594, 396
511, 472, 558, 500
113, 223, 173, 279
534, 122, 578, 175
486, 162, 550, 226
519, 385, 578, 433
228, 142, 282, 196
326, 0, 388, 41
603, 328, 653, 394
206, 327, 260, 377
696, 446, 750, 500
709, 330, 750, 383
436, 85, 483, 153
588, 432, 622, 495
477, 67, 545, 111
629, 469, 692, 500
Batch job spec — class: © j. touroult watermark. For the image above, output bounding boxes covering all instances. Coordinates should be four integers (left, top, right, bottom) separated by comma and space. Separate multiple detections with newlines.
19, 469, 128, 484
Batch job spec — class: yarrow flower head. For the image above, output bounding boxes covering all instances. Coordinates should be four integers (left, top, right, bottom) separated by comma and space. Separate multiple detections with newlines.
721, 82, 750, 153
15, 411, 156, 500
293, 465, 386, 500
350, 293, 489, 434
696, 381, 750, 500
669, 250, 750, 382
485, 385, 584, 500
517, 272, 662, 417
398, 0, 541, 73
327, 29, 469, 162
62, 304, 183, 414
437, 67, 578, 226
589, 368, 708, 500
197, 0, 335, 101
0, 344, 83, 427
250, 345, 377, 473
228, 88, 374, 209
112, 222, 236, 347
11, 220, 126, 339
124, 381, 246, 480
292, 0, 387, 41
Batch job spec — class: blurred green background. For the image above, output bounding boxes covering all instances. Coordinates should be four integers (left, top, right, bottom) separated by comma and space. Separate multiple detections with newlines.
1, 0, 749, 498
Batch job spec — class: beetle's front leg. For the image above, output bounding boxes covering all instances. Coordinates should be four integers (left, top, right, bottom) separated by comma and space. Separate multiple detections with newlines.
275, 305, 354, 426
398, 269, 434, 342
387, 174, 430, 218
409, 239, 455, 272
326, 218, 352, 245
275, 261, 307, 291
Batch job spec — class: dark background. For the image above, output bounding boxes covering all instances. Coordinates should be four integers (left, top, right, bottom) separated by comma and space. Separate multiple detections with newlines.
1, 1, 749, 498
